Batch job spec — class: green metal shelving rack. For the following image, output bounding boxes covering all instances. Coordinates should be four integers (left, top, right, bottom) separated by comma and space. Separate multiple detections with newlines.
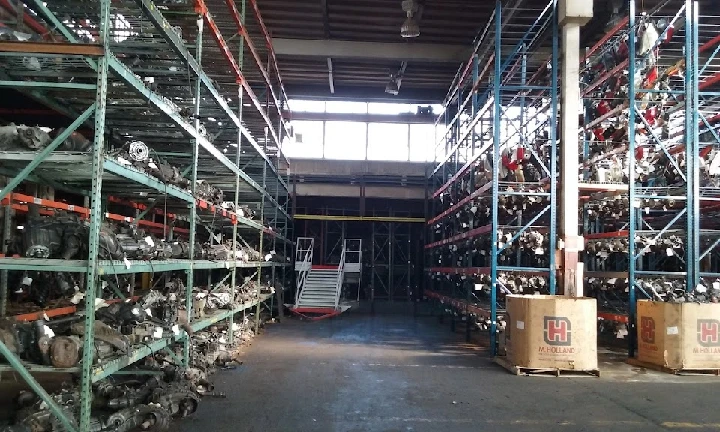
0, 0, 292, 429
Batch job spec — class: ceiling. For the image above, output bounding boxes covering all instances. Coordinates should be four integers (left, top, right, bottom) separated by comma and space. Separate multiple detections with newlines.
255, 0, 500, 103
254, 0, 706, 105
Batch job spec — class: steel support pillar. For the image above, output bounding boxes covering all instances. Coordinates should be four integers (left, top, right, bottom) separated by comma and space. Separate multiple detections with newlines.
558, 0, 592, 297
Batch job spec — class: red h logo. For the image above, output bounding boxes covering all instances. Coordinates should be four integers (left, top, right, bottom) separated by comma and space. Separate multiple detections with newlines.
544, 317, 571, 346
697, 320, 720, 347
640, 317, 656, 344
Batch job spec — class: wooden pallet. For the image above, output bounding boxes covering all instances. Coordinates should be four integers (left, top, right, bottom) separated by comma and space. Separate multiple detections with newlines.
627, 358, 720, 376
494, 356, 601, 377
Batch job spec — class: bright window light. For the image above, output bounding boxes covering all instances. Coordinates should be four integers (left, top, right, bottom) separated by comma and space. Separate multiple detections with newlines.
410, 124, 436, 162
325, 122, 366, 160
288, 99, 325, 113
368, 123, 409, 161
325, 101, 368, 114
283, 121, 323, 158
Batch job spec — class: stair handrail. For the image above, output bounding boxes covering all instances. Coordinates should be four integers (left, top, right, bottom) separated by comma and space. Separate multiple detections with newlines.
334, 245, 346, 309
295, 238, 314, 307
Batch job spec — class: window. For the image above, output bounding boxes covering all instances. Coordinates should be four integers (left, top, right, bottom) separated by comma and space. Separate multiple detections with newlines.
288, 99, 325, 113
325, 121, 366, 160
368, 102, 414, 115
367, 123, 409, 161
325, 101, 367, 114
409, 124, 436, 162
283, 120, 323, 158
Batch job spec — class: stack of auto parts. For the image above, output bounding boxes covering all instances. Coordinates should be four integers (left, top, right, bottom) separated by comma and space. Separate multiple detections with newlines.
10, 364, 203, 431
111, 141, 224, 203
432, 184, 549, 240
20, 212, 217, 263
193, 278, 272, 318
0, 124, 92, 152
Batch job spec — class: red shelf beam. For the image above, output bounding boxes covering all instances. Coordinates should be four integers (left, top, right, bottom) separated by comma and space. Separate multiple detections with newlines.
12, 297, 140, 322
425, 290, 490, 316
427, 183, 493, 225
584, 230, 630, 240
3, 193, 190, 235
247, 0, 290, 111
581, 59, 629, 97
597, 311, 629, 324
196, 0, 281, 150
224, 0, 286, 137
580, 17, 629, 64
425, 225, 492, 250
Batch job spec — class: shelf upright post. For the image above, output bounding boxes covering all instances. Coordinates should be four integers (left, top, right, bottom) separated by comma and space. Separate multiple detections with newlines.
424, 159, 430, 299
465, 52, 480, 341
627, 0, 637, 357
0, 202, 10, 316
490, 0, 502, 356
548, 0, 559, 293
685, 0, 700, 292
184, 12, 203, 367
229, 0, 246, 343
267, 47, 280, 311
255, 131, 268, 335
79, 0, 110, 429
271, 179, 281, 317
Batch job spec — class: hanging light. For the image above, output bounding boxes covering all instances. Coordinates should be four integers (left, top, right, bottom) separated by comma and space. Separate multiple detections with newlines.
401, 0, 420, 38
385, 75, 400, 95
401, 16, 420, 38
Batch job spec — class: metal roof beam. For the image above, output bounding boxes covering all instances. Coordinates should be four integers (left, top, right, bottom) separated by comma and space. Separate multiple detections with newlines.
272, 38, 471, 63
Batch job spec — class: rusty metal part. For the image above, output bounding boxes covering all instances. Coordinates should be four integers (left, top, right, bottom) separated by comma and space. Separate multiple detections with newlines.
49, 336, 81, 368
0, 41, 104, 56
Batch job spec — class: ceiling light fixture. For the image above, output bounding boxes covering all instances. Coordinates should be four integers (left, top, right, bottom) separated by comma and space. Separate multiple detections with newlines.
401, 0, 420, 38
385, 62, 407, 96
385, 75, 400, 95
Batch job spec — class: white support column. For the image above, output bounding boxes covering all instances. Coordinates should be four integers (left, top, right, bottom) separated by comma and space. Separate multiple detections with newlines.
558, 0, 592, 297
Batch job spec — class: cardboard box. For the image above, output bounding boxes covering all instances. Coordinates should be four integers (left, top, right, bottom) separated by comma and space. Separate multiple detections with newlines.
636, 300, 720, 370
505, 295, 598, 370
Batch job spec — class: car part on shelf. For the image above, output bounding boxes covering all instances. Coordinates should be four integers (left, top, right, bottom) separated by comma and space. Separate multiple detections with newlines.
48, 336, 82, 368
196, 180, 223, 205
0, 124, 50, 150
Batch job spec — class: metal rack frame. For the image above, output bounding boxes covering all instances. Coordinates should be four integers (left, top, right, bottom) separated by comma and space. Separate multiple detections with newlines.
578, 0, 720, 355
425, 0, 559, 355
0, 0, 292, 429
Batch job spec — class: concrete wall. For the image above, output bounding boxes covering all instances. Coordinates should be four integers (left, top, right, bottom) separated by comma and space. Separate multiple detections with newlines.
294, 183, 424, 200
289, 158, 430, 178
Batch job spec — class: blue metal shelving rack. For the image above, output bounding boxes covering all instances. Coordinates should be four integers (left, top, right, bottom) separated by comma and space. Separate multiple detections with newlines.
580, 0, 720, 356
425, 0, 559, 356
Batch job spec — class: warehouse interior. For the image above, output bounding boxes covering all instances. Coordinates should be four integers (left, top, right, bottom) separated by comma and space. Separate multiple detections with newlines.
0, 0, 720, 431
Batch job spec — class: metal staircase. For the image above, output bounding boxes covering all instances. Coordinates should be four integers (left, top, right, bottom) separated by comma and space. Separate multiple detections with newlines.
289, 238, 361, 320
297, 267, 342, 309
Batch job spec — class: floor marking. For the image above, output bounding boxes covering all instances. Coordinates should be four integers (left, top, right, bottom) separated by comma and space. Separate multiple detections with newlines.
663, 422, 720, 429
347, 417, 648, 426
353, 363, 494, 369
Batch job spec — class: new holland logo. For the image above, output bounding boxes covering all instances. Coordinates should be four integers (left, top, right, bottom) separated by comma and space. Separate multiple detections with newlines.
544, 316, 571, 346
697, 319, 720, 347
640, 316, 656, 344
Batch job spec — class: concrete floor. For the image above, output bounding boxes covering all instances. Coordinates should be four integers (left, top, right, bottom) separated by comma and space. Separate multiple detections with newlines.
178, 304, 720, 432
